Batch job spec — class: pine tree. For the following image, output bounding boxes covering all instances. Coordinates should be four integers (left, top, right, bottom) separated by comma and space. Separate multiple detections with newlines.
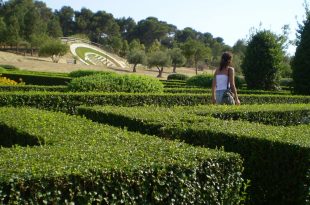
291, 10, 310, 94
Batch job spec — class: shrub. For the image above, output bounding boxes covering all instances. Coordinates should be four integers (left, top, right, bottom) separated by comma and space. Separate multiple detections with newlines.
0, 64, 19, 70
235, 75, 245, 88
0, 73, 71, 85
68, 70, 107, 78
186, 74, 213, 88
67, 73, 164, 93
0, 75, 18, 85
167, 73, 189, 81
280, 78, 293, 87
241, 30, 285, 90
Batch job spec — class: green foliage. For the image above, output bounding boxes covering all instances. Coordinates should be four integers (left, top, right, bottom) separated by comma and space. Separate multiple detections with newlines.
67, 73, 164, 93
148, 50, 171, 77
68, 70, 106, 78
126, 49, 147, 72
242, 30, 285, 90
0, 64, 19, 70
186, 73, 213, 88
169, 47, 186, 73
167, 73, 189, 81
291, 10, 310, 94
1, 91, 310, 115
0, 85, 67, 92
0, 107, 244, 204
39, 39, 69, 63
77, 104, 310, 205
0, 73, 71, 85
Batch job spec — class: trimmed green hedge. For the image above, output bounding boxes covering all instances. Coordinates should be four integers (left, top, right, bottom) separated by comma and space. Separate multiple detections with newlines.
68, 73, 164, 93
0, 107, 244, 204
77, 105, 310, 205
164, 87, 291, 95
194, 104, 310, 126
1, 92, 310, 114
167, 73, 189, 81
0, 85, 67, 92
68, 70, 105, 78
0, 73, 71, 85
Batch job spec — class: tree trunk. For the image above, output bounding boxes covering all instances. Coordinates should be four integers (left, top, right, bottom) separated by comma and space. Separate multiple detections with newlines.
173, 64, 177, 73
157, 66, 164, 78
133, 64, 137, 72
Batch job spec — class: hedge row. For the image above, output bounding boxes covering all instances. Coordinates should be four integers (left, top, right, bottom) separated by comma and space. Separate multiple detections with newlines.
164, 87, 291, 95
1, 92, 310, 114
76, 105, 310, 205
195, 104, 310, 126
0, 107, 244, 204
0, 73, 71, 85
0, 85, 67, 92
0, 85, 294, 96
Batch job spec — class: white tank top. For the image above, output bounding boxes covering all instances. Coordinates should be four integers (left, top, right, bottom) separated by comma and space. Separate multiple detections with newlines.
216, 74, 230, 90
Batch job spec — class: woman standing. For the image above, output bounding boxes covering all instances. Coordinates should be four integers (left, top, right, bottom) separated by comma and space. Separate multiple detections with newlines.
212, 52, 240, 105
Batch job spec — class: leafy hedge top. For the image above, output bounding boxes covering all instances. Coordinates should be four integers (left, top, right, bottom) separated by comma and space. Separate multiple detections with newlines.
68, 70, 107, 78
67, 72, 164, 93
0, 107, 239, 180
80, 104, 310, 148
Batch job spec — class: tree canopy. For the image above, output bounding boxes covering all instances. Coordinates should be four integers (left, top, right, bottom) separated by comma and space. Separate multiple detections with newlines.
241, 30, 285, 90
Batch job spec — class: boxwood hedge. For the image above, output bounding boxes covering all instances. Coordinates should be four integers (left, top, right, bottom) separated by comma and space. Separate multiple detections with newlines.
1, 92, 310, 114
0, 107, 244, 204
77, 105, 310, 205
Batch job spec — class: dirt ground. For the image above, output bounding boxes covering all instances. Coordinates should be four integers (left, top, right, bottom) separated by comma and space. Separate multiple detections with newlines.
0, 51, 212, 79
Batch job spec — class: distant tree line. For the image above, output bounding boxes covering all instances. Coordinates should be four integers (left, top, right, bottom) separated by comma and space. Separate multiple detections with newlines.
0, 0, 247, 71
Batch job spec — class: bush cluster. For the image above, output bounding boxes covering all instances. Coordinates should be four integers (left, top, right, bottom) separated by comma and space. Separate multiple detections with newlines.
186, 73, 213, 88
0, 75, 18, 85
68, 70, 106, 78
0, 73, 71, 85
167, 73, 189, 81
67, 73, 164, 93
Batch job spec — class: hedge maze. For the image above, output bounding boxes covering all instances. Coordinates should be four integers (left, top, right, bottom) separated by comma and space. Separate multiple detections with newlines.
0, 71, 309, 204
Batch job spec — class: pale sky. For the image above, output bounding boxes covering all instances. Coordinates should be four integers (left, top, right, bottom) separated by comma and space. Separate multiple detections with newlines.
40, 0, 306, 55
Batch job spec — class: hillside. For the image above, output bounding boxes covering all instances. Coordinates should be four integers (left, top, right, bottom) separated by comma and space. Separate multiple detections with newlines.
0, 50, 209, 79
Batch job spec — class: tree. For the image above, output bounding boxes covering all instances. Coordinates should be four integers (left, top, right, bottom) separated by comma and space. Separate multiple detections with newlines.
75, 8, 93, 35
89, 11, 120, 43
127, 49, 147, 72
148, 50, 171, 78
241, 30, 285, 90
175, 27, 197, 43
120, 40, 129, 57
57, 6, 75, 36
169, 48, 186, 73
193, 44, 211, 74
129, 39, 145, 51
47, 16, 63, 38
181, 39, 211, 74
0, 17, 7, 46
116, 17, 136, 40
291, 3, 310, 94
132, 17, 171, 48
6, 15, 21, 48
39, 39, 69, 63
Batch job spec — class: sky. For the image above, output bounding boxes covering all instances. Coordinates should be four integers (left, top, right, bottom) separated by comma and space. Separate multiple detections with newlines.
40, 0, 306, 55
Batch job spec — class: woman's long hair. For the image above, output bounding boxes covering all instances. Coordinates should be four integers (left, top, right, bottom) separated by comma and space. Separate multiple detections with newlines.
219, 52, 232, 71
